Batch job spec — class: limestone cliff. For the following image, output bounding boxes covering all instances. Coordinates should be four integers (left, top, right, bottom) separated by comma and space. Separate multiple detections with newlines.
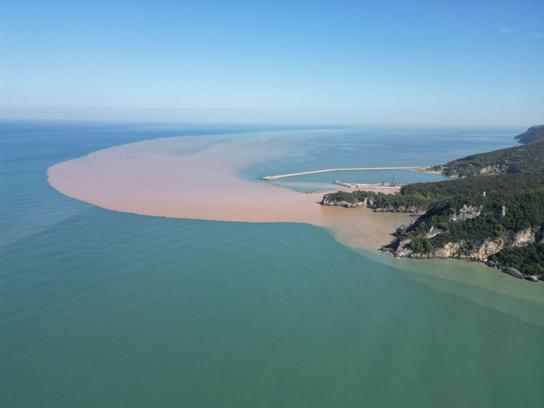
383, 225, 543, 279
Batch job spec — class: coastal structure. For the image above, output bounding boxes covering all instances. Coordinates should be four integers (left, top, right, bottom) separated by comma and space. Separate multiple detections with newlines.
332, 179, 402, 193
261, 166, 427, 180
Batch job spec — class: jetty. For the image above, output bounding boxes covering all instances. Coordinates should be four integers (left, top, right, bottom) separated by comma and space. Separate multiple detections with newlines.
262, 166, 427, 181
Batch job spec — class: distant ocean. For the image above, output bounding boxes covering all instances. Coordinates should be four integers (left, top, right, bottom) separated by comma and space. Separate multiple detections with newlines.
2, 121, 543, 408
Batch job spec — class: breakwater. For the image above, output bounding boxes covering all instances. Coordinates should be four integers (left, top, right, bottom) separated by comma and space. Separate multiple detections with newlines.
262, 166, 427, 180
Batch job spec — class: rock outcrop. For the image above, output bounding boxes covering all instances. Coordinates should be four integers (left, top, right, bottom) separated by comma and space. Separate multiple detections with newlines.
382, 225, 543, 281
320, 197, 359, 208
384, 238, 506, 261
504, 267, 525, 279
511, 227, 536, 247
479, 164, 511, 175
449, 205, 483, 222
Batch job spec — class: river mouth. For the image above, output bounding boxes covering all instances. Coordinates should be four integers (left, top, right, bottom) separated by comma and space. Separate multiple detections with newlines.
47, 131, 410, 251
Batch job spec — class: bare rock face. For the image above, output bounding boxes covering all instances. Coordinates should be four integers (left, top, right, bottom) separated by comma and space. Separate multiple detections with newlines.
433, 239, 504, 261
449, 205, 484, 222
355, 196, 425, 214
392, 239, 415, 257
432, 241, 465, 258
389, 224, 541, 259
424, 226, 445, 239
470, 239, 505, 261
479, 164, 510, 175
430, 238, 504, 261
389, 238, 506, 261
511, 227, 536, 247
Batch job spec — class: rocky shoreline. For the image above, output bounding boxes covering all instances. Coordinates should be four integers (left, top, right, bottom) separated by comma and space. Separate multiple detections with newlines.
380, 224, 544, 282
321, 195, 543, 282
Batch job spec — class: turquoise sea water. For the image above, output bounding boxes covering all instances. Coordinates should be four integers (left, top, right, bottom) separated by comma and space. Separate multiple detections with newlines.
1, 121, 543, 407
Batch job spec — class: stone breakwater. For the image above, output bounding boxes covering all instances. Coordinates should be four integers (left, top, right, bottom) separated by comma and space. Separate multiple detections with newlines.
262, 166, 428, 180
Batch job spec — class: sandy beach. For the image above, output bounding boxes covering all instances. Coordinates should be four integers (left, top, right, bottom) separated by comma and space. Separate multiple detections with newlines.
48, 133, 409, 250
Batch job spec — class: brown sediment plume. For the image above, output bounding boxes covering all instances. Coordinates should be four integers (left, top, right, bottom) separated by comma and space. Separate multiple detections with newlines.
47, 133, 409, 250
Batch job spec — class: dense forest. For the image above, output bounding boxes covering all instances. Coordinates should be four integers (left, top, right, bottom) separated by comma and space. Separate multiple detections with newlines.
322, 126, 544, 280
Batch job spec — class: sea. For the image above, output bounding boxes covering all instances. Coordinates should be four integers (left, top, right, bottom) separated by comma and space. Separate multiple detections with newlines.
1, 120, 543, 407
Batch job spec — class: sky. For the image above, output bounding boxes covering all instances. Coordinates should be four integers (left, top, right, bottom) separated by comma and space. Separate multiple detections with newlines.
0, 0, 543, 126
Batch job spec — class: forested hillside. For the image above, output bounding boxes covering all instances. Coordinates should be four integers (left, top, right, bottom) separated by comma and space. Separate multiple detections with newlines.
322, 127, 544, 280
435, 140, 544, 177
515, 124, 544, 144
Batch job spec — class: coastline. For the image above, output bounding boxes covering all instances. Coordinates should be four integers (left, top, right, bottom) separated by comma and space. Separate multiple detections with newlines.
48, 131, 540, 283
321, 173, 544, 282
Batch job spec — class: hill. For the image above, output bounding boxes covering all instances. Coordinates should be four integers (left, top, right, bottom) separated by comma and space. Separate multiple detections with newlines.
435, 140, 544, 177
515, 124, 544, 144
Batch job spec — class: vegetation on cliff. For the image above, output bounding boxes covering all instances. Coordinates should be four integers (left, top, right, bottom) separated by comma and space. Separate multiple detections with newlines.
388, 184, 544, 261
489, 243, 544, 276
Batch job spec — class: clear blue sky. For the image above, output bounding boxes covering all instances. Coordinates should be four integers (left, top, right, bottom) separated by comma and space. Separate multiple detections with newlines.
1, 0, 543, 126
